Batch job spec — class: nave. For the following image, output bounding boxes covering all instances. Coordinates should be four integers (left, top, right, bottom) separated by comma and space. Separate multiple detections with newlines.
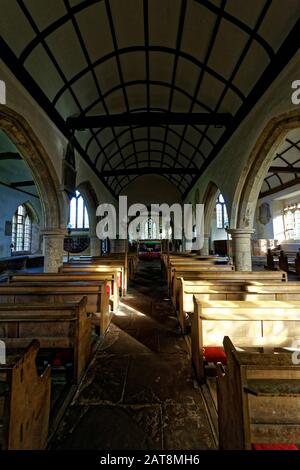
51, 260, 216, 450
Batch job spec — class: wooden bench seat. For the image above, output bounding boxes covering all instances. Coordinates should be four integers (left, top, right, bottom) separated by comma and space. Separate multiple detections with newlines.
217, 336, 300, 450
59, 264, 126, 295
0, 283, 110, 336
191, 299, 300, 383
169, 264, 236, 299
0, 340, 51, 449
178, 279, 300, 333
0, 298, 91, 383
9, 272, 119, 311
68, 254, 138, 280
161, 253, 228, 278
174, 270, 287, 306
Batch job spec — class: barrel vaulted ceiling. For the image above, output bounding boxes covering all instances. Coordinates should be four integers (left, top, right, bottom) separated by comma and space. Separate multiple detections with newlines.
0, 0, 300, 198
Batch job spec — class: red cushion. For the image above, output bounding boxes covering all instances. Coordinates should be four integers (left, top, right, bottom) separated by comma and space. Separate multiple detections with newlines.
252, 443, 299, 450
52, 350, 73, 366
203, 346, 227, 364
106, 284, 111, 297
52, 357, 62, 366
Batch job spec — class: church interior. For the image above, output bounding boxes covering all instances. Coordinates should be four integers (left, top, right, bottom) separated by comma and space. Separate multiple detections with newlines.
0, 0, 300, 452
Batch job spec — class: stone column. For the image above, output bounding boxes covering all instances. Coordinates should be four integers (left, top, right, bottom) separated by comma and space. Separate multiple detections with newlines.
42, 228, 65, 273
200, 233, 210, 255
90, 235, 101, 256
227, 228, 255, 271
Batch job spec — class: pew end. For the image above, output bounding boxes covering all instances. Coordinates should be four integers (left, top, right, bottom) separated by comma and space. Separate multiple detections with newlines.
0, 339, 51, 450
217, 336, 300, 450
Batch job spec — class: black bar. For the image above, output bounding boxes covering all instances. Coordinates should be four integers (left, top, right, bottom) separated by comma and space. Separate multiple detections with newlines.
268, 166, 300, 174
10, 180, 35, 187
66, 112, 233, 130
101, 167, 199, 176
0, 152, 22, 160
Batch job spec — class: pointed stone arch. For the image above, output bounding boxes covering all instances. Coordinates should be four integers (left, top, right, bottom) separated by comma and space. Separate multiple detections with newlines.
232, 109, 300, 230
0, 105, 68, 270
229, 109, 300, 270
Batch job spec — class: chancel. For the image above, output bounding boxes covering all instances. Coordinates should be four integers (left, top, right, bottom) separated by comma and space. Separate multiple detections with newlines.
0, 0, 300, 453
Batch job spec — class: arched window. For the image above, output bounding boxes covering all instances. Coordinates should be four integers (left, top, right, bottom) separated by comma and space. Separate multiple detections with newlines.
11, 205, 32, 252
216, 193, 229, 229
68, 190, 89, 229
284, 203, 300, 239
144, 218, 157, 239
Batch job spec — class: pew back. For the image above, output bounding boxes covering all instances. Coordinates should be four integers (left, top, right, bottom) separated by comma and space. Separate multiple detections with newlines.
0, 340, 51, 449
174, 270, 287, 304
0, 298, 91, 383
9, 272, 119, 310
0, 283, 110, 336
191, 299, 300, 382
178, 279, 300, 333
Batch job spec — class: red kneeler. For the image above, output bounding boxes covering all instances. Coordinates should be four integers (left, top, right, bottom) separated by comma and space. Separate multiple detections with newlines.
202, 346, 227, 364
252, 443, 299, 450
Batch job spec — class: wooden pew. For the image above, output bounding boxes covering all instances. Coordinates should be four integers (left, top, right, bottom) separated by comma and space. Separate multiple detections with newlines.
0, 283, 110, 336
9, 272, 119, 311
0, 340, 51, 449
169, 264, 235, 300
174, 270, 287, 308
178, 281, 249, 334
268, 247, 300, 275
59, 264, 126, 296
265, 249, 275, 270
73, 252, 138, 271
217, 336, 300, 450
178, 277, 298, 333
166, 257, 231, 284
161, 253, 226, 279
278, 250, 289, 272
0, 298, 91, 383
73, 253, 139, 279
191, 299, 300, 383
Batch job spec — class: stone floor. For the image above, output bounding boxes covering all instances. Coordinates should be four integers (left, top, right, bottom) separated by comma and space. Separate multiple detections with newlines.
51, 260, 216, 450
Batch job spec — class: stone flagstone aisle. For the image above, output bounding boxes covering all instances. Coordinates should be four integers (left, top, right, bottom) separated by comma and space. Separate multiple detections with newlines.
51, 260, 216, 450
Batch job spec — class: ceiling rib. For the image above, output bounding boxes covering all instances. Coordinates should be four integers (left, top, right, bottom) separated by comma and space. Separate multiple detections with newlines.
66, 112, 233, 129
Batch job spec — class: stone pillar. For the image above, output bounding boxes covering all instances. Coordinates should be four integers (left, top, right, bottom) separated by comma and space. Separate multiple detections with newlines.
42, 229, 65, 273
200, 233, 210, 255
90, 235, 101, 256
227, 228, 255, 271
